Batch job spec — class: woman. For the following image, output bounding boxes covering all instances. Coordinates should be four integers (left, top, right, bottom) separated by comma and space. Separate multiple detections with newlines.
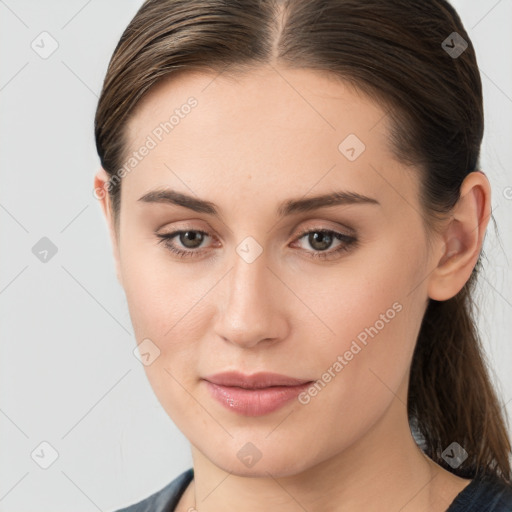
93, 0, 512, 510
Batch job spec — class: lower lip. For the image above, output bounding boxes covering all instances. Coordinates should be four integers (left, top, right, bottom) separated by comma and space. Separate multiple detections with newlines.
203, 380, 313, 416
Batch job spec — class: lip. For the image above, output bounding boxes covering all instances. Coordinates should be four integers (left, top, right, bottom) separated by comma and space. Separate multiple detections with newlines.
203, 371, 312, 388
202, 371, 314, 416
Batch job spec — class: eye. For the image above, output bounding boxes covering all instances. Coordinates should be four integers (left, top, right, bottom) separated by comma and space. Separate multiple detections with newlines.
155, 227, 357, 260
156, 229, 212, 258
291, 228, 357, 260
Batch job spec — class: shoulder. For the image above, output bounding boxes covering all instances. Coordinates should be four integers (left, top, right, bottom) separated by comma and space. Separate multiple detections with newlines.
447, 472, 512, 512
112, 468, 194, 512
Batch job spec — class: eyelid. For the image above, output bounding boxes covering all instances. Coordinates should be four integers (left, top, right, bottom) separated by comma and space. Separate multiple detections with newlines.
292, 220, 356, 238
157, 219, 355, 243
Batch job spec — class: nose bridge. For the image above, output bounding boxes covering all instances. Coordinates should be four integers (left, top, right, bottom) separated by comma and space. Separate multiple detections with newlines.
213, 238, 285, 348
230, 240, 269, 305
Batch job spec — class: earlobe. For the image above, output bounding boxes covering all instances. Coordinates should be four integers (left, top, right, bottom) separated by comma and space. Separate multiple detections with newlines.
93, 167, 123, 287
427, 171, 492, 301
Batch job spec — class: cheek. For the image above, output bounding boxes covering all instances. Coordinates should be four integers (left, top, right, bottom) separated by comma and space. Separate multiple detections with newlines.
119, 231, 206, 339
118, 238, 209, 417
120, 251, 206, 427
123, 267, 207, 407
299, 238, 427, 397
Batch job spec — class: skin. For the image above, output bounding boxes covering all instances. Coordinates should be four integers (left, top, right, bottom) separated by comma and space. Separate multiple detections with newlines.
95, 65, 491, 511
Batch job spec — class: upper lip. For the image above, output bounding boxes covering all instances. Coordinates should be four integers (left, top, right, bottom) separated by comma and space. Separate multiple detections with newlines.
203, 371, 313, 389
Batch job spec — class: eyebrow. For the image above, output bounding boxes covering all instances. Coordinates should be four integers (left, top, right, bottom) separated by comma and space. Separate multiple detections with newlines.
137, 188, 380, 218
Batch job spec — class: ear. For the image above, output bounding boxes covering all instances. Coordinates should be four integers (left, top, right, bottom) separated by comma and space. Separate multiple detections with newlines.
94, 167, 123, 287
427, 171, 492, 301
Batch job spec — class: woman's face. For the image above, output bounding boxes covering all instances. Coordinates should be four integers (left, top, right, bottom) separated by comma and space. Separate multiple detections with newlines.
107, 66, 439, 476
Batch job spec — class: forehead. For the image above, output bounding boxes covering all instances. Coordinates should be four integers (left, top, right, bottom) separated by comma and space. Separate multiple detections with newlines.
121, 65, 418, 216
126, 65, 391, 148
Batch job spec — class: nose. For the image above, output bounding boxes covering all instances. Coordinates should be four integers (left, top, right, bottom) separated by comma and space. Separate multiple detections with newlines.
212, 247, 288, 349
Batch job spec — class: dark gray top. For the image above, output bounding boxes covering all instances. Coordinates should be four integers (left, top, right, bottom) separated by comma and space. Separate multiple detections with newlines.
114, 469, 193, 512
113, 468, 512, 511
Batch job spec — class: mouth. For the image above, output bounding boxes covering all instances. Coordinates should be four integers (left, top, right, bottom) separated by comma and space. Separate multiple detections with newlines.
202, 371, 314, 416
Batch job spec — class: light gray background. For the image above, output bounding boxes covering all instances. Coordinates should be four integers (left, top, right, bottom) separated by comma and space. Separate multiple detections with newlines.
0, 1, 511, 510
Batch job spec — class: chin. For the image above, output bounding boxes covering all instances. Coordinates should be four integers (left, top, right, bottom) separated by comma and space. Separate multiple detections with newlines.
204, 441, 314, 479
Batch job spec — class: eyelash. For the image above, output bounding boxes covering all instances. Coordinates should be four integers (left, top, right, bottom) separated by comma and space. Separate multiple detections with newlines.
156, 227, 357, 261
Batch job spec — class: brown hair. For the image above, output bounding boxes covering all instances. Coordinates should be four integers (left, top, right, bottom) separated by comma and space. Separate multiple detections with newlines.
94, 0, 511, 483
